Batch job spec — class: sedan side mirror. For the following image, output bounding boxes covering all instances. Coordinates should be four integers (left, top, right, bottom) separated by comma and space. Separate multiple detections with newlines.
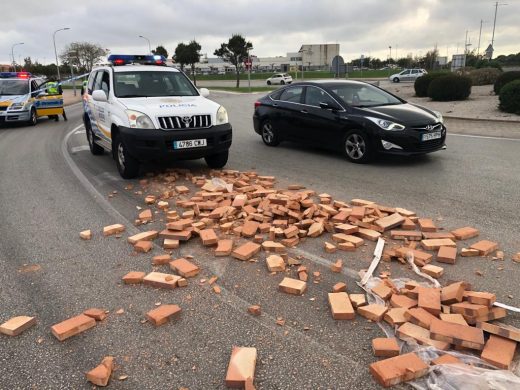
319, 102, 340, 111
199, 88, 210, 97
92, 90, 108, 102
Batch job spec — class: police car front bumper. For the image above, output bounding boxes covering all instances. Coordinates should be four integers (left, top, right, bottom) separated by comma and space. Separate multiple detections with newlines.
0, 109, 31, 123
118, 123, 232, 161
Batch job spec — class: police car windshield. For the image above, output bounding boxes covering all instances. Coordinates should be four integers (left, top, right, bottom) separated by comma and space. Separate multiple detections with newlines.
0, 79, 29, 96
114, 71, 198, 98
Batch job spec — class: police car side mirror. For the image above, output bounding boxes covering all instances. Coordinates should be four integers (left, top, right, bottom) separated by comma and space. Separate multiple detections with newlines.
199, 88, 210, 98
92, 90, 108, 102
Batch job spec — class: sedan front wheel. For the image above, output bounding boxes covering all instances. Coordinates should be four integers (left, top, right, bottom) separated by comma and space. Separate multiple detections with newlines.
343, 131, 373, 163
261, 120, 280, 146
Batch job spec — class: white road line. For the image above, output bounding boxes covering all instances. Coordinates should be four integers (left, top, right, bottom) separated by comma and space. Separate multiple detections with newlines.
74, 129, 86, 135
70, 145, 90, 153
448, 133, 520, 142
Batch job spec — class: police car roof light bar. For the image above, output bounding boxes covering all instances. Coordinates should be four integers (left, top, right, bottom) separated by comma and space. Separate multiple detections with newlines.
107, 54, 166, 66
0, 71, 33, 79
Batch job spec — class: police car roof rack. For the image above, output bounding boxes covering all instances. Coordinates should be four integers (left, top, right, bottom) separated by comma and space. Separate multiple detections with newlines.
107, 54, 166, 67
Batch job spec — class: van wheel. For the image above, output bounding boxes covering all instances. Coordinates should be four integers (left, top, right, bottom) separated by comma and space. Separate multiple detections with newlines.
205, 150, 229, 169
27, 108, 38, 126
114, 135, 140, 179
85, 120, 104, 155
343, 130, 374, 163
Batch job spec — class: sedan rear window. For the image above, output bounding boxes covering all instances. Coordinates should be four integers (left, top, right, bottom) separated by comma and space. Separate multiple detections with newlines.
328, 84, 402, 108
278, 86, 303, 103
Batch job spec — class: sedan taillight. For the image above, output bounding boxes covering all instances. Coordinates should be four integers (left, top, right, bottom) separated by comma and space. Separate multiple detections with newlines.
254, 101, 262, 108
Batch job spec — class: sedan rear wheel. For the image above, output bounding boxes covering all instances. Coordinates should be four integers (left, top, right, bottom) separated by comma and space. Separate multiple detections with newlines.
261, 120, 280, 146
344, 131, 373, 163
267, 80, 272, 85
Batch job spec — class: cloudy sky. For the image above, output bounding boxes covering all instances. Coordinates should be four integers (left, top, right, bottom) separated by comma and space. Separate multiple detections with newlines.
1, 0, 519, 66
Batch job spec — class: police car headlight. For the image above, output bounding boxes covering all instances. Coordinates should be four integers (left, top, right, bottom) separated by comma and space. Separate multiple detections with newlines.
366, 116, 405, 131
9, 103, 26, 110
433, 110, 444, 124
216, 106, 228, 125
126, 110, 155, 129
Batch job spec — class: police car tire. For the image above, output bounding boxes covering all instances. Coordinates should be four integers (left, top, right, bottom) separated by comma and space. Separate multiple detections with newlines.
114, 136, 140, 179
204, 150, 229, 169
28, 108, 37, 126
85, 122, 104, 155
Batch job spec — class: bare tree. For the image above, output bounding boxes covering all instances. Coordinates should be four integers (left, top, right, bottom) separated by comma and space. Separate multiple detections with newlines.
60, 42, 108, 72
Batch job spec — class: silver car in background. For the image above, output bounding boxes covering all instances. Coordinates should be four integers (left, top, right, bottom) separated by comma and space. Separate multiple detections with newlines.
266, 73, 293, 85
389, 68, 428, 83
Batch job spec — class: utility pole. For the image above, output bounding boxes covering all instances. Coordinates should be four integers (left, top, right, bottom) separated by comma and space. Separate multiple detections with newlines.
477, 19, 487, 56
139, 35, 152, 54
53, 27, 70, 81
490, 2, 507, 59
11, 42, 24, 71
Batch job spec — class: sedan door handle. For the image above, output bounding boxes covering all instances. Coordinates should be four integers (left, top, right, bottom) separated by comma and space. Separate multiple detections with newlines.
300, 109, 308, 114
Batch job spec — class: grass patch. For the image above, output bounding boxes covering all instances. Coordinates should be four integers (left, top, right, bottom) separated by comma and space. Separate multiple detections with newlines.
194, 69, 395, 81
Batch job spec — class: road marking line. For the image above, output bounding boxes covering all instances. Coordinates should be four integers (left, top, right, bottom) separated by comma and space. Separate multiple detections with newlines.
448, 133, 520, 141
74, 129, 86, 135
70, 145, 90, 153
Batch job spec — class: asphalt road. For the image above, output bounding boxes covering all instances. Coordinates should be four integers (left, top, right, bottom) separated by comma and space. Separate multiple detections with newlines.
0, 94, 519, 390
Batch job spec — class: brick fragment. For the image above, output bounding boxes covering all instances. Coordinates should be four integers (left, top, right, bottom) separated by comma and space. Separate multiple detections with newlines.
463, 291, 496, 306
143, 272, 181, 289
134, 240, 153, 253
349, 206, 366, 220
470, 240, 499, 256
441, 282, 465, 305
356, 228, 381, 241
163, 239, 179, 249
278, 277, 307, 295
338, 241, 356, 251
422, 231, 455, 240
460, 248, 479, 257
369, 352, 428, 388
332, 282, 347, 293
350, 294, 367, 309
51, 314, 96, 341
390, 230, 422, 241
481, 334, 517, 369
475, 321, 520, 342
127, 230, 158, 245
166, 218, 193, 231
335, 223, 359, 234
436, 246, 457, 264
200, 228, 218, 246
146, 304, 181, 326
375, 213, 405, 231
439, 313, 468, 326
418, 287, 441, 315
372, 282, 393, 300
430, 318, 485, 350
404, 307, 438, 329
307, 222, 324, 237
474, 307, 506, 323
384, 308, 408, 327
421, 238, 456, 251
248, 305, 261, 316
152, 254, 172, 265
421, 264, 444, 278
332, 233, 364, 247
372, 337, 400, 357
451, 302, 489, 318
324, 242, 337, 253
232, 242, 261, 261
395, 247, 433, 266
160, 229, 192, 241
0, 316, 36, 336
266, 255, 285, 272
431, 354, 464, 366
86, 356, 114, 387
122, 271, 145, 284
242, 221, 260, 238
451, 226, 479, 240
225, 347, 257, 388
390, 294, 417, 309
261, 241, 285, 253
177, 278, 188, 287
330, 259, 342, 273
328, 292, 355, 320
138, 209, 153, 222
80, 230, 92, 240
169, 258, 200, 278
418, 218, 437, 232
83, 308, 107, 321
103, 224, 125, 236
357, 304, 388, 322
397, 322, 450, 350
215, 239, 233, 256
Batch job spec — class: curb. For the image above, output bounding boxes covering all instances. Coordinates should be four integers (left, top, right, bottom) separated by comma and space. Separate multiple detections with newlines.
444, 115, 520, 124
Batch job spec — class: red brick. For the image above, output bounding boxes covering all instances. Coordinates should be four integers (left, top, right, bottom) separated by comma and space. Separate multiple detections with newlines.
404, 307, 438, 329
80, 230, 92, 240
242, 221, 260, 238
332, 282, 347, 293
161, 229, 192, 241
51, 314, 96, 341
375, 213, 405, 231
278, 277, 306, 295
266, 255, 285, 272
0, 316, 36, 336
437, 246, 457, 264
418, 287, 441, 316
421, 238, 456, 251
215, 239, 233, 256
349, 206, 366, 220
369, 352, 428, 388
349, 294, 367, 309
390, 294, 417, 309
470, 240, 498, 256
418, 218, 437, 232
134, 240, 153, 253
460, 248, 480, 257
232, 242, 261, 261
395, 247, 433, 266
451, 302, 489, 318
146, 304, 181, 326
103, 224, 125, 236
474, 307, 506, 323
328, 292, 355, 320
307, 222, 324, 237
390, 230, 422, 241
248, 305, 261, 316
441, 282, 465, 305
330, 259, 342, 272
372, 337, 400, 357
143, 272, 181, 289
451, 226, 479, 240
86, 356, 114, 387
338, 241, 356, 251
372, 282, 393, 301
335, 223, 359, 234
166, 218, 193, 231
200, 228, 218, 246
324, 242, 337, 253
83, 308, 107, 321
357, 304, 388, 322
332, 233, 364, 247
127, 230, 158, 245
169, 258, 200, 278
421, 264, 444, 278
475, 321, 520, 342
122, 271, 145, 284
397, 322, 450, 350
431, 354, 464, 365
152, 254, 172, 265
356, 228, 381, 241
283, 225, 299, 238
481, 334, 517, 369
225, 347, 257, 388
384, 308, 408, 327
430, 318, 485, 350
439, 313, 468, 326
163, 239, 179, 249
138, 209, 153, 222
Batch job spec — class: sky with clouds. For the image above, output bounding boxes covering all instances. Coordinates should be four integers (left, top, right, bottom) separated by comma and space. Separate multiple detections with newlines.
1, 0, 519, 66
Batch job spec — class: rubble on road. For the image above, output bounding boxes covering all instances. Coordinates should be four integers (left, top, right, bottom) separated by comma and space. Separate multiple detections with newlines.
0, 316, 36, 336
86, 356, 114, 387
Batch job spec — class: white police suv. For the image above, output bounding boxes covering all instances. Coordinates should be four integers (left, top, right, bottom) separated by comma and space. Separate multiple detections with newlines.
83, 54, 232, 178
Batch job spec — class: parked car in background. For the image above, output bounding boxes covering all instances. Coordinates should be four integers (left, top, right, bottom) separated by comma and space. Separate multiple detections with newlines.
266, 73, 292, 85
389, 68, 428, 82
253, 80, 446, 163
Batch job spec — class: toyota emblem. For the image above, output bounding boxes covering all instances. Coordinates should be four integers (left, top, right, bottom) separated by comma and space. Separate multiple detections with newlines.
182, 116, 192, 124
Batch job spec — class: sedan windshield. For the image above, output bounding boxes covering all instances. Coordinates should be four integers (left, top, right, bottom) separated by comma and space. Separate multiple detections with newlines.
327, 83, 402, 108
114, 71, 198, 98
0, 80, 29, 96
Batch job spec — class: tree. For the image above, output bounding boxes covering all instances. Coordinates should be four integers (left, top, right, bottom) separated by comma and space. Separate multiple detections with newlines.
214, 34, 253, 87
186, 40, 201, 86
60, 42, 108, 73
153, 45, 168, 58
173, 43, 188, 71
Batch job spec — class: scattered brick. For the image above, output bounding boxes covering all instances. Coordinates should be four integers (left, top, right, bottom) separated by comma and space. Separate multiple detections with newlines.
324, 242, 337, 253
451, 302, 489, 318
470, 240, 499, 256
338, 241, 356, 251
232, 242, 261, 261
421, 238, 456, 251
460, 248, 479, 257
166, 218, 193, 231
431, 354, 464, 366
0, 316, 36, 336
80, 230, 92, 240
422, 231, 455, 240
266, 255, 285, 272
481, 334, 517, 369
169, 258, 200, 278
474, 307, 506, 323
404, 307, 438, 329
350, 294, 367, 309
330, 259, 342, 273
248, 305, 261, 316
86, 356, 114, 387
143, 272, 181, 289
103, 224, 125, 236
328, 292, 355, 320
451, 226, 479, 240
335, 223, 359, 234
215, 239, 233, 256
418, 218, 437, 232
372, 337, 400, 357
418, 287, 441, 316
395, 247, 433, 266
122, 271, 145, 284
441, 282, 466, 305
390, 230, 422, 241
439, 313, 468, 326
242, 221, 260, 238
430, 318, 485, 350
152, 254, 172, 265
261, 241, 286, 253
332, 282, 347, 293
163, 239, 179, 249
177, 278, 188, 287
225, 347, 257, 388
475, 321, 520, 342
436, 246, 457, 264
134, 240, 153, 253
463, 291, 496, 307
375, 213, 405, 231
369, 352, 428, 388
356, 228, 381, 241
421, 264, 444, 278
146, 304, 181, 326
390, 294, 417, 309
138, 209, 153, 222
397, 322, 450, 350
200, 228, 218, 246
384, 308, 408, 327
279, 277, 307, 295
307, 222, 324, 237
372, 282, 393, 301
83, 308, 107, 321
51, 314, 96, 341
357, 304, 388, 322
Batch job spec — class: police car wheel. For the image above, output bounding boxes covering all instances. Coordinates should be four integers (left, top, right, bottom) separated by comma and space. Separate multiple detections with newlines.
86, 125, 104, 155
204, 150, 229, 169
114, 136, 140, 179
28, 108, 37, 126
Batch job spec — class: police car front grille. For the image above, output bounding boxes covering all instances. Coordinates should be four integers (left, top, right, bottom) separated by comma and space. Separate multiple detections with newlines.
0, 106, 7, 111
158, 115, 212, 130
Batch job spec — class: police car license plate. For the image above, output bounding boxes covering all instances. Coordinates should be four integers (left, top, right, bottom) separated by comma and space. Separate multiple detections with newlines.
422, 131, 442, 141
174, 139, 207, 149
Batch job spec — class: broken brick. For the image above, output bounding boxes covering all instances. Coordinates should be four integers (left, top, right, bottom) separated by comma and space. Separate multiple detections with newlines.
430, 318, 485, 350
278, 277, 306, 295
83, 308, 107, 321
350, 294, 367, 309
242, 221, 260, 238
330, 259, 342, 273
166, 218, 193, 231
421, 238, 456, 251
475, 321, 520, 342
51, 314, 96, 341
397, 322, 450, 350
404, 307, 438, 329
261, 241, 286, 253
248, 305, 261, 316
138, 209, 153, 222
143, 272, 181, 289
418, 218, 437, 232
431, 354, 464, 366
199, 228, 218, 246
451, 302, 489, 318
215, 239, 233, 256
481, 334, 517, 369
441, 282, 465, 305
439, 313, 468, 326
375, 213, 405, 231
0, 316, 36, 336
328, 292, 355, 320
225, 347, 257, 388
460, 248, 479, 257
324, 242, 337, 253
384, 308, 408, 327
232, 242, 261, 261
418, 287, 441, 316
134, 240, 153, 253
122, 271, 145, 284
357, 304, 388, 322
103, 224, 125, 236
163, 239, 179, 249
86, 356, 114, 387
390, 294, 417, 310
372, 337, 400, 357
266, 255, 285, 272
332, 282, 347, 293
369, 352, 428, 388
356, 228, 381, 242
127, 231, 158, 245
146, 304, 181, 326
372, 282, 393, 301
451, 226, 479, 240
390, 230, 422, 241
152, 254, 172, 265
421, 264, 444, 278
169, 258, 200, 278
470, 240, 499, 256
436, 246, 457, 264
80, 230, 92, 240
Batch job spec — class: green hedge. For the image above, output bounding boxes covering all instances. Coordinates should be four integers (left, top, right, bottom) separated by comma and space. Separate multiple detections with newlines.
414, 73, 449, 97
494, 71, 520, 95
427, 75, 472, 101
468, 67, 501, 86
499, 80, 520, 114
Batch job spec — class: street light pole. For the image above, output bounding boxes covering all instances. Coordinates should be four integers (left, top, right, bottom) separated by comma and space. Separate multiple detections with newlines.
53, 27, 70, 81
490, 2, 507, 60
388, 46, 392, 64
477, 20, 487, 56
11, 42, 24, 71
139, 35, 152, 54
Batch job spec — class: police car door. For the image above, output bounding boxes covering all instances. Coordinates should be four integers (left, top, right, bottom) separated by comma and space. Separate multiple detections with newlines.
89, 70, 111, 141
